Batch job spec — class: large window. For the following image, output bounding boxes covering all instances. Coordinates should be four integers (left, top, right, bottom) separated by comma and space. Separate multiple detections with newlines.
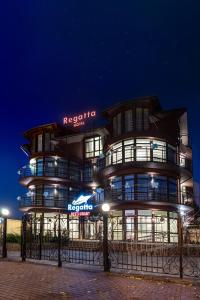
106, 138, 176, 166
110, 174, 177, 203
85, 136, 103, 158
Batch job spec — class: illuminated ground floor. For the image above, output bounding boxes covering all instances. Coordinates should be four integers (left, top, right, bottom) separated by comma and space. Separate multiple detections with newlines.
30, 208, 179, 243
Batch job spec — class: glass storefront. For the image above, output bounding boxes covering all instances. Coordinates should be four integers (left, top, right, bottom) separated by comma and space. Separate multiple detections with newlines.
34, 209, 178, 243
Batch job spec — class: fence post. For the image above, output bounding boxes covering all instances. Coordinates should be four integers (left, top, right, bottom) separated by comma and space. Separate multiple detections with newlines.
178, 214, 183, 279
58, 213, 62, 267
103, 213, 110, 272
22, 215, 27, 262
39, 215, 43, 260
2, 217, 7, 258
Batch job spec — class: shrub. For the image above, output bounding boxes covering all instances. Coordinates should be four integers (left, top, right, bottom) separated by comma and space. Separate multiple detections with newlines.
6, 234, 21, 244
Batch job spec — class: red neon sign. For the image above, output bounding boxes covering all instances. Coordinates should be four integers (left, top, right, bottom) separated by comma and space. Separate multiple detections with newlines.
71, 212, 91, 217
63, 111, 96, 127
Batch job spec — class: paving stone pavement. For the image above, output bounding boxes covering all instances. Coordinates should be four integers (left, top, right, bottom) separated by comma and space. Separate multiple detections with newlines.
0, 261, 200, 300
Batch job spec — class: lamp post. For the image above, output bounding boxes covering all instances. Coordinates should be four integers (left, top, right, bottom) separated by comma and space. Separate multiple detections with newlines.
102, 203, 110, 272
1, 208, 10, 258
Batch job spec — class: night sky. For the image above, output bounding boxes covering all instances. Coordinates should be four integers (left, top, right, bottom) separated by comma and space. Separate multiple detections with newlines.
0, 1, 200, 218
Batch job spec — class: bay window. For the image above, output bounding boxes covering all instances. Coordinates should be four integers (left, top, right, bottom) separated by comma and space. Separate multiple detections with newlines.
106, 138, 176, 166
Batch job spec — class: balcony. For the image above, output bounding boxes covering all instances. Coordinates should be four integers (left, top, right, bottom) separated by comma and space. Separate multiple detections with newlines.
102, 187, 193, 207
97, 154, 192, 176
105, 188, 178, 204
18, 194, 66, 211
19, 162, 82, 184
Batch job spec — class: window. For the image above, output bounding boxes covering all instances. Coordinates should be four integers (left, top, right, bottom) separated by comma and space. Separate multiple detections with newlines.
124, 175, 134, 201
112, 142, 122, 164
143, 108, 149, 130
124, 139, 135, 162
108, 211, 123, 240
69, 217, 79, 239
83, 163, 93, 182
136, 108, 149, 131
44, 133, 50, 151
136, 108, 143, 130
113, 113, 121, 136
125, 211, 135, 240
85, 136, 103, 158
136, 139, 151, 161
69, 161, 81, 181
111, 177, 122, 201
125, 110, 133, 132
37, 134, 43, 152
152, 140, 166, 162
168, 178, 177, 203
34, 132, 55, 153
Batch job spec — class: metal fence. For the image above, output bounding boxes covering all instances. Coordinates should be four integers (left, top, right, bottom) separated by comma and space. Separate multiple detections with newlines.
21, 214, 200, 279
0, 221, 3, 257
22, 215, 103, 267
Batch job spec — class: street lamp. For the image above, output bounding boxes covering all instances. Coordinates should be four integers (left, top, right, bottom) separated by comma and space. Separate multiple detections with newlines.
102, 203, 110, 212
1, 208, 9, 217
101, 203, 110, 272
1, 208, 10, 258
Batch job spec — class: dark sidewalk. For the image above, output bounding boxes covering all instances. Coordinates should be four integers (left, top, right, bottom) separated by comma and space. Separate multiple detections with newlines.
0, 261, 200, 299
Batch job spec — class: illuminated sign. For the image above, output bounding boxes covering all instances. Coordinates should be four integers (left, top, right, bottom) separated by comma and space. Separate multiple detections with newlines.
68, 194, 94, 212
63, 111, 96, 127
71, 212, 90, 217
72, 195, 92, 205
67, 203, 93, 212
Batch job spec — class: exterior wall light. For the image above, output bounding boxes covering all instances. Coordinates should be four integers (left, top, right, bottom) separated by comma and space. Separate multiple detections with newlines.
102, 203, 110, 212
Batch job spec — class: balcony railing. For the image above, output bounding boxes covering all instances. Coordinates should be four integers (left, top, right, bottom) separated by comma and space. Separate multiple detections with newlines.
19, 163, 82, 181
103, 188, 193, 206
97, 154, 192, 172
19, 195, 67, 209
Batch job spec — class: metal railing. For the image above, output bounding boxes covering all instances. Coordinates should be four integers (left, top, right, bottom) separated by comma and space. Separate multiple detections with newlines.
98, 153, 192, 172
103, 188, 193, 205
19, 163, 82, 181
19, 195, 67, 209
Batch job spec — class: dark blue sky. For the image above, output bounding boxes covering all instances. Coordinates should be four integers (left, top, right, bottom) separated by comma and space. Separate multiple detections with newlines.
0, 1, 200, 217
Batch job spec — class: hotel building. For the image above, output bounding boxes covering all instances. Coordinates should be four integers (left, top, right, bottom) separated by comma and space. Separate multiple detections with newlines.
18, 97, 193, 243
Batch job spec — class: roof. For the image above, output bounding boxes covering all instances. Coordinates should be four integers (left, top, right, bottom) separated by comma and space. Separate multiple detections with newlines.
103, 96, 161, 117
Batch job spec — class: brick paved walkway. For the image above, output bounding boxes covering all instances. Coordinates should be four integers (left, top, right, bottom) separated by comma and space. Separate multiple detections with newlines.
0, 261, 200, 300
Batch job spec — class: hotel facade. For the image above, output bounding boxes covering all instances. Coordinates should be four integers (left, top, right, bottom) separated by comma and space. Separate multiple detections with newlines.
18, 97, 194, 243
